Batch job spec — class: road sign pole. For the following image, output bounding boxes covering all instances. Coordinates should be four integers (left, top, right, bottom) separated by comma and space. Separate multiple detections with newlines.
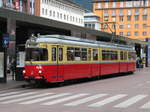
3, 47, 7, 83
2, 33, 9, 83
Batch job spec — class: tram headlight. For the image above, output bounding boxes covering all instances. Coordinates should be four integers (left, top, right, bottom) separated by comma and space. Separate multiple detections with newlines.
38, 70, 42, 74
23, 70, 26, 74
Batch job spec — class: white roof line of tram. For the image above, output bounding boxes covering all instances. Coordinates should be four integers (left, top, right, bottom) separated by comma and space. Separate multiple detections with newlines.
31, 35, 134, 50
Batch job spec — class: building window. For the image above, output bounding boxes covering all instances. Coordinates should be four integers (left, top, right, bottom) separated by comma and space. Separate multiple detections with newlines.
143, 32, 147, 36
134, 1, 140, 7
45, 9, 47, 15
126, 1, 132, 7
70, 16, 72, 21
104, 3, 108, 8
104, 10, 109, 16
134, 24, 139, 29
127, 16, 131, 21
112, 24, 116, 29
60, 13, 62, 19
49, 10, 52, 16
57, 12, 59, 18
134, 31, 139, 36
112, 16, 116, 21
127, 31, 131, 36
104, 17, 109, 21
120, 2, 124, 7
92, 24, 95, 29
42, 8, 44, 15
135, 8, 139, 15
112, 2, 116, 8
119, 9, 124, 16
127, 9, 131, 15
143, 8, 147, 15
85, 24, 88, 27
112, 10, 116, 16
143, 24, 147, 28
143, 15, 147, 21
119, 16, 124, 21
53, 11, 55, 17
97, 3, 101, 8
103, 24, 108, 29
64, 14, 66, 20
127, 24, 131, 29
120, 32, 123, 36
134, 15, 139, 21
119, 24, 124, 29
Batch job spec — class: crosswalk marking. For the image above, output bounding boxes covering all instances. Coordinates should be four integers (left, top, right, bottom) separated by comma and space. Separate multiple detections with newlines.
42, 94, 88, 105
0, 92, 37, 101
0, 92, 23, 97
64, 94, 107, 106
88, 94, 127, 107
19, 93, 70, 104
1, 93, 53, 104
141, 101, 150, 109
0, 90, 150, 110
114, 95, 147, 108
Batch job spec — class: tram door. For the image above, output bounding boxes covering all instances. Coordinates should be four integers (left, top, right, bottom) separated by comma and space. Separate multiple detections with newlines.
51, 45, 64, 82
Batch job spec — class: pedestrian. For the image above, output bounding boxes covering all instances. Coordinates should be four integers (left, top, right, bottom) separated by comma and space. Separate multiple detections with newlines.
10, 59, 16, 80
136, 57, 143, 71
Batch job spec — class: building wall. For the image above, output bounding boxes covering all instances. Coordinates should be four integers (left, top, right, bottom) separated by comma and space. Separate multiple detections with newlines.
38, 0, 85, 27
93, 0, 150, 40
0, 0, 35, 15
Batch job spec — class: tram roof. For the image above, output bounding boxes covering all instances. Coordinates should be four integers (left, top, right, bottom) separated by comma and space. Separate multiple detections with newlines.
26, 35, 134, 51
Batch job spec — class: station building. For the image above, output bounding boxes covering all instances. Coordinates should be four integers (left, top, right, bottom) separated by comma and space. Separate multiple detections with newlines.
35, 0, 85, 27
84, 12, 101, 31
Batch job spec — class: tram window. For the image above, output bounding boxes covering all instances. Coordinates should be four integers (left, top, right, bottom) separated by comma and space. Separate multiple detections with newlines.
124, 52, 127, 60
26, 48, 48, 61
93, 49, 98, 61
59, 48, 63, 61
75, 48, 81, 61
120, 51, 124, 60
88, 49, 91, 61
102, 50, 118, 61
102, 50, 110, 60
81, 48, 87, 61
111, 51, 118, 60
128, 52, 136, 60
67, 47, 74, 61
52, 47, 56, 61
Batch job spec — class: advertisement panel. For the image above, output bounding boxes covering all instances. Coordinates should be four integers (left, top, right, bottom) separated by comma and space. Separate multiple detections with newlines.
147, 38, 150, 65
0, 52, 4, 78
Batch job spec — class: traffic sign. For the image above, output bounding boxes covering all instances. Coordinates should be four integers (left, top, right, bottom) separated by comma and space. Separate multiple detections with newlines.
2, 34, 9, 48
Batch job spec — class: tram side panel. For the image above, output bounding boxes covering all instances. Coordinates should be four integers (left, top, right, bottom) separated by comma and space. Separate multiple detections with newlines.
119, 62, 128, 73
101, 62, 120, 75
127, 62, 136, 72
64, 63, 91, 80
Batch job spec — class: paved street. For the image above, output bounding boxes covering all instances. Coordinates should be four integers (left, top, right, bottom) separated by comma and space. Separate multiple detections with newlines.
0, 68, 150, 112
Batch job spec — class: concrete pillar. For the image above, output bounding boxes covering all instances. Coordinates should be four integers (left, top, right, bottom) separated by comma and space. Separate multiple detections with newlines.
135, 44, 141, 58
7, 18, 16, 80
7, 18, 16, 58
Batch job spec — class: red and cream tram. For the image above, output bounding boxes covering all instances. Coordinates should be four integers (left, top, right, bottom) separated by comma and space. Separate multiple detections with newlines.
23, 35, 136, 84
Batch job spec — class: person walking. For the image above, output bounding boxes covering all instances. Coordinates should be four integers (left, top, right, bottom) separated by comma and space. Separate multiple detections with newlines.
136, 57, 143, 71
10, 59, 16, 80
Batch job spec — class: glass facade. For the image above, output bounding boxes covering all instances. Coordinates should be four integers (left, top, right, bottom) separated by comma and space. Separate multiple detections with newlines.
72, 0, 92, 11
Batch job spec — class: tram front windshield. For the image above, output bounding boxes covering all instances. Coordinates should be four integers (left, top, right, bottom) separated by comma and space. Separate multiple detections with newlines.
26, 48, 48, 61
